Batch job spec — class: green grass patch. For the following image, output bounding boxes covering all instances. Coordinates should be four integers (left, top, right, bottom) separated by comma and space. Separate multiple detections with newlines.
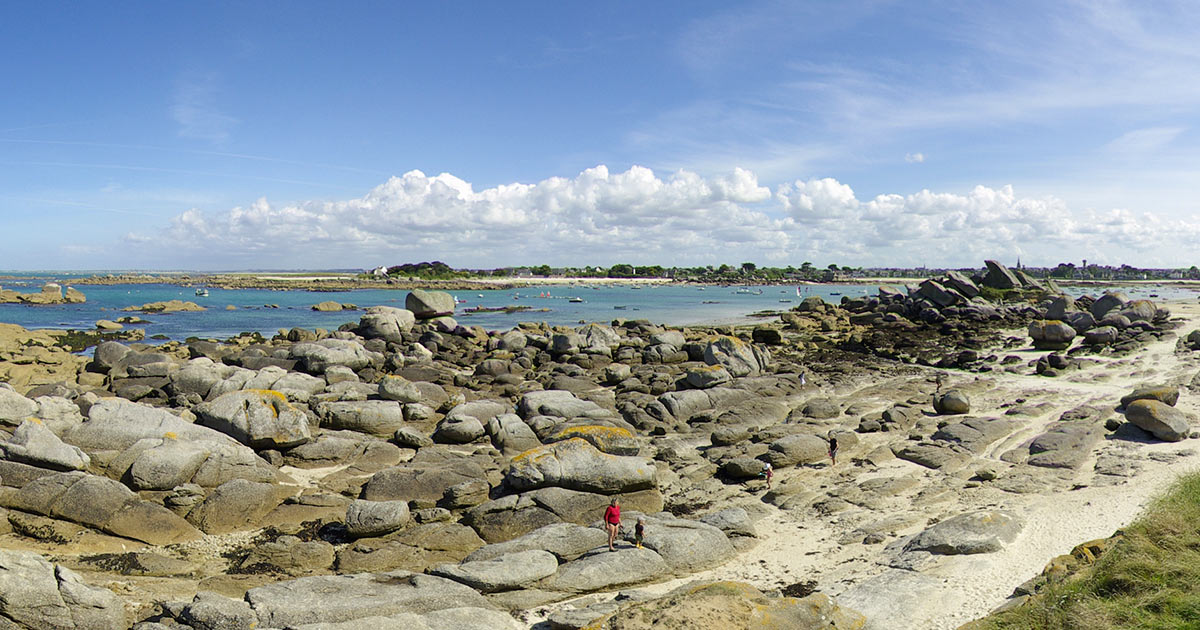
977, 286, 1020, 303
975, 472, 1200, 630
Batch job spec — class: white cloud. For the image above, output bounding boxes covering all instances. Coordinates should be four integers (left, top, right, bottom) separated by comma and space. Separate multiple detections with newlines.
127, 165, 1200, 269
905, 152, 925, 163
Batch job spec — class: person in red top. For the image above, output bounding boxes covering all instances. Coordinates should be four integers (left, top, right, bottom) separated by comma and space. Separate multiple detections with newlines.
603, 498, 621, 551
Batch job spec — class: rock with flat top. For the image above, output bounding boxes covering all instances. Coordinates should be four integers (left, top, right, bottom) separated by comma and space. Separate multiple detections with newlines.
506, 438, 656, 494
1120, 385, 1179, 408
429, 549, 559, 593
406, 290, 456, 319
906, 510, 1023, 555
245, 571, 491, 628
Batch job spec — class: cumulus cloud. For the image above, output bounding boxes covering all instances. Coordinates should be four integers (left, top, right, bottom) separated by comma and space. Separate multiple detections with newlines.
905, 152, 925, 163
127, 165, 1200, 269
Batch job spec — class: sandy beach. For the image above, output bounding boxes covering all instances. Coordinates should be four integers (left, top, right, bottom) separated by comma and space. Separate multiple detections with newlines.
528, 298, 1200, 629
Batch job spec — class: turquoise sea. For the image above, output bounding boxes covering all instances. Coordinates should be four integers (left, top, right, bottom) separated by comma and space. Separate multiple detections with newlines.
0, 275, 873, 342
2, 273, 1196, 344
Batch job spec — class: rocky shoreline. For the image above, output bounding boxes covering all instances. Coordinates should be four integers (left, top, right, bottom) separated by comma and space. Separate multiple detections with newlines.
0, 262, 1197, 629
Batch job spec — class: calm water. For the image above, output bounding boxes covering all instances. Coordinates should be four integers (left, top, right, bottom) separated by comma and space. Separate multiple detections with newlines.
0, 276, 873, 342
2, 273, 1196, 344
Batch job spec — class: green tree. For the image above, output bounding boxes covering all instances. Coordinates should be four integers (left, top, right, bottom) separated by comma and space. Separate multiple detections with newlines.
531, 264, 552, 277
608, 263, 635, 277
741, 262, 756, 273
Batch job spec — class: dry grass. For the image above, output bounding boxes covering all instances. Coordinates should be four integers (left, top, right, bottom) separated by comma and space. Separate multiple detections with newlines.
978, 472, 1200, 630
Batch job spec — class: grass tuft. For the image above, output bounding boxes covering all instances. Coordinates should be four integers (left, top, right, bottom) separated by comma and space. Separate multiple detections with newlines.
975, 472, 1200, 630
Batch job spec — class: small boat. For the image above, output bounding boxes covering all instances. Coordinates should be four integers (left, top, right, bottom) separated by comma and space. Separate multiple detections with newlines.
195, 289, 209, 297
613, 305, 627, 310
779, 299, 791, 303
477, 293, 484, 298
454, 296, 467, 304
569, 297, 584, 303
830, 292, 841, 296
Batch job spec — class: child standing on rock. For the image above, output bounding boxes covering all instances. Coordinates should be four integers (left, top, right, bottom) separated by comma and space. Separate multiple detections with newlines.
760, 462, 774, 489
604, 498, 621, 551
635, 517, 646, 549
828, 435, 839, 467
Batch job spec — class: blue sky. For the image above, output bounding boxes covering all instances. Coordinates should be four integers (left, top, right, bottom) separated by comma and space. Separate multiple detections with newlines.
2, 1, 1199, 270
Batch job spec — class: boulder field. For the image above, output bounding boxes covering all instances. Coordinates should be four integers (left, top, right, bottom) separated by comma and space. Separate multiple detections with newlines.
0, 274, 1196, 630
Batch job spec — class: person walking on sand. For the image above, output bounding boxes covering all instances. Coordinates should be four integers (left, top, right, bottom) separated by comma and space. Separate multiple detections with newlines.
760, 462, 773, 489
635, 517, 646, 549
828, 435, 839, 467
603, 498, 621, 551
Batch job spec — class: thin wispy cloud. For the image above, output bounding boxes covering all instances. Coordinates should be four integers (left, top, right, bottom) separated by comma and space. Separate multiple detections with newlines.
171, 73, 238, 143
905, 153, 925, 164
634, 1, 1200, 200
1103, 127, 1186, 157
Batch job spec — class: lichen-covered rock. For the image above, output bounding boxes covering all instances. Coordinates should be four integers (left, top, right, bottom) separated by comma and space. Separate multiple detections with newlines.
581, 581, 866, 630
1119, 299, 1157, 322
545, 425, 638, 456
194, 389, 311, 449
1028, 320, 1075, 350
1120, 385, 1180, 408
685, 364, 733, 389
506, 438, 656, 494
1124, 399, 1191, 441
905, 510, 1023, 555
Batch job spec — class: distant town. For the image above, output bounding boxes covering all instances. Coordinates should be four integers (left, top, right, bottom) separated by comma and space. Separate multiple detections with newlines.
368, 260, 1200, 283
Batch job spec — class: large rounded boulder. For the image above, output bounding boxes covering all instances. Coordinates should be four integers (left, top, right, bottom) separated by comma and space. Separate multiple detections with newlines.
506, 438, 657, 494
405, 289, 455, 319
1028, 320, 1076, 350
